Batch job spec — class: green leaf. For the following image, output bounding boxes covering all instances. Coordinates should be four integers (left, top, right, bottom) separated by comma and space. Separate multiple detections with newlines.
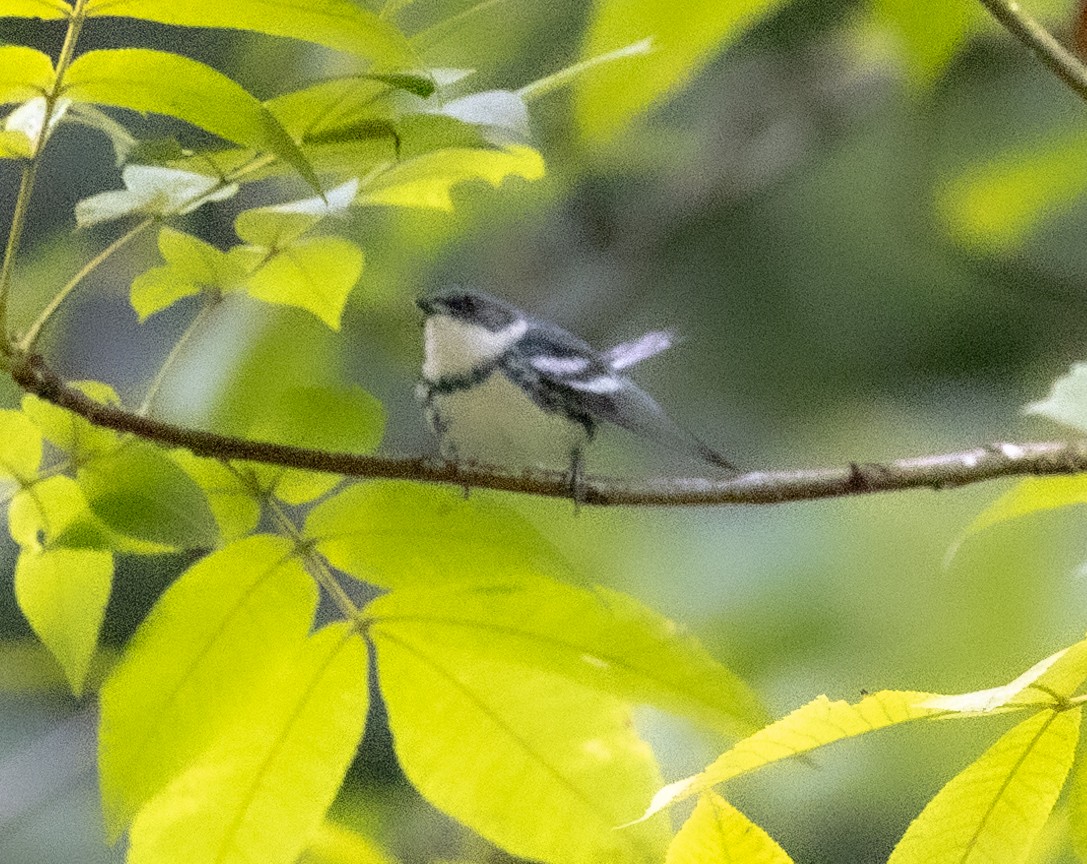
83, 0, 414, 66
170, 451, 262, 542
576, 0, 786, 141
872, 0, 982, 84
65, 103, 138, 165
964, 476, 1087, 538
22, 381, 120, 462
243, 236, 363, 329
242, 384, 384, 505
0, 46, 55, 105
1068, 740, 1087, 862
356, 145, 545, 211
75, 164, 239, 227
235, 179, 358, 248
888, 708, 1079, 864
65, 49, 319, 191
939, 132, 1087, 252
268, 78, 400, 141
78, 442, 219, 548
305, 481, 573, 589
1026, 363, 1087, 434
14, 546, 112, 696
0, 409, 42, 483
644, 690, 945, 818
9, 475, 113, 550
302, 822, 397, 864
374, 637, 670, 864
127, 623, 368, 864
367, 580, 768, 737
130, 227, 242, 320
0, 0, 70, 17
667, 792, 793, 864
99, 535, 308, 832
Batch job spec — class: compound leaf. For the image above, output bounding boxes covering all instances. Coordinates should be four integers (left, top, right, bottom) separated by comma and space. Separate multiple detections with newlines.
0, 409, 42, 483
0, 46, 55, 105
667, 792, 793, 864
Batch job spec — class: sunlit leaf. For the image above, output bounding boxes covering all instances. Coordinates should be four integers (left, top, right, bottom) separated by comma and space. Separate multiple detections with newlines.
14, 546, 112, 696
0, 45, 55, 104
65, 49, 318, 190
872, 0, 982, 84
888, 708, 1079, 864
1026, 363, 1087, 434
964, 476, 1087, 540
939, 132, 1087, 251
242, 384, 384, 505
9, 475, 112, 550
667, 792, 793, 864
78, 442, 218, 548
368, 580, 767, 737
301, 822, 397, 864
0, 409, 42, 483
99, 535, 308, 833
127, 624, 368, 864
268, 78, 401, 141
375, 638, 670, 864
643, 690, 945, 818
1068, 742, 1087, 862
84, 0, 414, 66
576, 0, 786, 141
170, 452, 262, 542
356, 145, 544, 211
75, 164, 239, 227
305, 481, 573, 588
22, 381, 121, 464
130, 227, 242, 320
243, 236, 363, 329
235, 179, 358, 248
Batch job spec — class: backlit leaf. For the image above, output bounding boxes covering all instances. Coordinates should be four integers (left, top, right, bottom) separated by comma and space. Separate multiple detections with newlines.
367, 580, 767, 737
170, 452, 261, 542
305, 481, 572, 589
356, 145, 544, 211
65, 49, 318, 190
1026, 363, 1087, 434
667, 792, 793, 864
22, 381, 120, 462
130, 227, 242, 320
965, 476, 1087, 538
243, 236, 363, 329
301, 822, 396, 864
14, 546, 112, 696
0, 409, 42, 483
9, 475, 112, 551
0, 46, 55, 104
78, 442, 218, 548
576, 0, 786, 141
375, 638, 670, 864
84, 0, 414, 66
873, 0, 982, 84
75, 164, 239, 227
235, 179, 358, 248
888, 708, 1079, 864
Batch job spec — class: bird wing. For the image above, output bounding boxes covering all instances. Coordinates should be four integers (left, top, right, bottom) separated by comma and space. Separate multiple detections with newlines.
603, 330, 675, 370
507, 327, 738, 472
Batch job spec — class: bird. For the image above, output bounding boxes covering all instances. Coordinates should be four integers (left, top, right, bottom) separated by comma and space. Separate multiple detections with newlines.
416, 288, 739, 495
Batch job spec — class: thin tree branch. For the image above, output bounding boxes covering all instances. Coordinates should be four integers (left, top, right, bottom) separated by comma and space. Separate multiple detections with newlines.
10, 351, 1087, 506
978, 0, 1087, 102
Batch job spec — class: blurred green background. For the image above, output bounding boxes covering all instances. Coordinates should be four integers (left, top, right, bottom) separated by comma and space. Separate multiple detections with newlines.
4, 0, 1087, 861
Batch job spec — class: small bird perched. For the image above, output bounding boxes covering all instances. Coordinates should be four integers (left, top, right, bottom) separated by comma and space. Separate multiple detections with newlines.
416, 289, 738, 492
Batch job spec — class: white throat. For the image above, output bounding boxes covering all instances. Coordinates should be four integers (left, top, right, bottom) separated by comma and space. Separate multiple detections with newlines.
423, 315, 527, 381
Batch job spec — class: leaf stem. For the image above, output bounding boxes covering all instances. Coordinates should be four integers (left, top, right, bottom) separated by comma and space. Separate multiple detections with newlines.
518, 39, 654, 103
977, 0, 1087, 102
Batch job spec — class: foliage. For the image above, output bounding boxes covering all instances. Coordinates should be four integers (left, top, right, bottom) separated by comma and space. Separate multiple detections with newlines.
2, 0, 1087, 863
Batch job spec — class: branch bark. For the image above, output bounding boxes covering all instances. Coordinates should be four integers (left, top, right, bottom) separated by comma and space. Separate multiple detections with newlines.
11, 352, 1087, 507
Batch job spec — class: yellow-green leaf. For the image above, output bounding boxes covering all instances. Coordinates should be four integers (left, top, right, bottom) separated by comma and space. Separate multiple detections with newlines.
127, 623, 368, 864
76, 164, 239, 227
667, 792, 793, 864
305, 481, 573, 589
0, 0, 69, 18
99, 535, 311, 834
130, 227, 242, 320
9, 475, 112, 551
1068, 741, 1087, 862
356, 145, 544, 212
576, 0, 786, 141
22, 382, 120, 462
14, 546, 112, 696
65, 49, 318, 190
374, 637, 670, 864
965, 476, 1087, 538
644, 690, 944, 818
301, 822, 397, 864
888, 708, 1080, 864
0, 409, 42, 483
235, 179, 357, 248
84, 0, 413, 66
0, 46, 55, 104
243, 236, 363, 329
939, 132, 1087, 252
367, 580, 767, 737
170, 451, 261, 542
872, 0, 982, 84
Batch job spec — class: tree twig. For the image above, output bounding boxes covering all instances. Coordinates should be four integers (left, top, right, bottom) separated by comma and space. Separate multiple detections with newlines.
977, 0, 1087, 102
11, 351, 1087, 507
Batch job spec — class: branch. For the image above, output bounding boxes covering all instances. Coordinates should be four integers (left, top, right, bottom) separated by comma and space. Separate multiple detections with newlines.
11, 352, 1087, 507
977, 0, 1087, 102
